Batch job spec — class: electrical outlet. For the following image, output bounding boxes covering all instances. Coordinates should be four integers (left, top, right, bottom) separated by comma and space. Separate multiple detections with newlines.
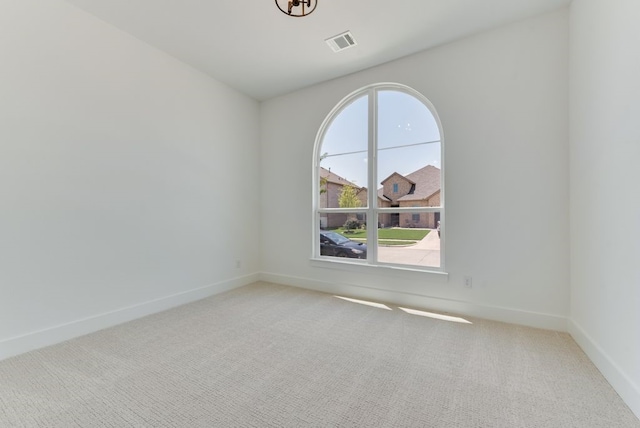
464, 276, 472, 288
235, 259, 241, 269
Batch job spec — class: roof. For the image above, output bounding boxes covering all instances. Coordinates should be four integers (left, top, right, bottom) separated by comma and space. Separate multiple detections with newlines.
377, 188, 392, 202
397, 165, 441, 201
380, 172, 415, 185
319, 167, 359, 188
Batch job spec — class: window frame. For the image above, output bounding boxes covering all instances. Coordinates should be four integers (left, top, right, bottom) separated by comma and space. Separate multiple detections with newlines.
312, 83, 445, 272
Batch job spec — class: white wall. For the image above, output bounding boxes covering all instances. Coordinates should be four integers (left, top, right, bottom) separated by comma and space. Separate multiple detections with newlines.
569, 0, 640, 418
0, 0, 636, 417
0, 0, 260, 359
260, 9, 570, 329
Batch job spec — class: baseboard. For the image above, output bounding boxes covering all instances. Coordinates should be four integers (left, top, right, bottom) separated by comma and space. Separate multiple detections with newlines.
0, 273, 260, 362
259, 272, 567, 331
568, 319, 640, 420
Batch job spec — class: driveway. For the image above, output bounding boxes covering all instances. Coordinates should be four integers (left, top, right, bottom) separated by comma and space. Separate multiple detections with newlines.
377, 229, 440, 267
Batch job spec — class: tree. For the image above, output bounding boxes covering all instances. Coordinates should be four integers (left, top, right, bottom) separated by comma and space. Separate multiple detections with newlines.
338, 185, 361, 209
319, 153, 329, 196
319, 176, 328, 195
339, 185, 362, 233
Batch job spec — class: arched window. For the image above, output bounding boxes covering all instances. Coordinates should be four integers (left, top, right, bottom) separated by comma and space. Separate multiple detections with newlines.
313, 83, 444, 270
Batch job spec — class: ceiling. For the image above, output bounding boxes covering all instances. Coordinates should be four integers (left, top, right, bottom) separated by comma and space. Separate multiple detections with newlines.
64, 0, 570, 101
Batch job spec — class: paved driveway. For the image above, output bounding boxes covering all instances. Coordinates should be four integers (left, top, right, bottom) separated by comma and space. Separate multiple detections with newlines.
377, 229, 440, 267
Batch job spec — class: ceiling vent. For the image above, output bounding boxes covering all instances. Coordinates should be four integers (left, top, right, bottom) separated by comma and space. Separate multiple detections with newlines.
325, 31, 357, 53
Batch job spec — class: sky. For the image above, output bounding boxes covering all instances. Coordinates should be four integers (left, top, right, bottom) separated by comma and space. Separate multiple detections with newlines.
320, 90, 441, 189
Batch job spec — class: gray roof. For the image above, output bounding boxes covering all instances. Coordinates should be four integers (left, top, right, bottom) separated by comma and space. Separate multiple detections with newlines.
380, 172, 415, 185
397, 165, 441, 201
319, 167, 359, 188
377, 188, 392, 202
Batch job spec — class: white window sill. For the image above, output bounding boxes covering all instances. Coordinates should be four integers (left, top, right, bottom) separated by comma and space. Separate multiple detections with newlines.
309, 258, 449, 283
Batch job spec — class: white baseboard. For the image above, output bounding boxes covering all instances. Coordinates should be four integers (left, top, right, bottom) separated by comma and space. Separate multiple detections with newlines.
259, 272, 568, 331
0, 273, 259, 362
568, 319, 640, 420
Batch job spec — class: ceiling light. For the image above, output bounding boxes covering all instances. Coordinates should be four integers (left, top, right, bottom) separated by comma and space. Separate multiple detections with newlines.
275, 0, 317, 17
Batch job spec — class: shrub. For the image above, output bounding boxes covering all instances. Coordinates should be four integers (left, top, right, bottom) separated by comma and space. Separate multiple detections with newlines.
343, 219, 361, 232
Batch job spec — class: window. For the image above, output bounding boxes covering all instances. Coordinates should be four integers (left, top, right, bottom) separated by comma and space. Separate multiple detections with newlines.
314, 83, 444, 270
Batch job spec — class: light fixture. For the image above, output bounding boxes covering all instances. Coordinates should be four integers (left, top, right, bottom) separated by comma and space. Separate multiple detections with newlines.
275, 0, 317, 17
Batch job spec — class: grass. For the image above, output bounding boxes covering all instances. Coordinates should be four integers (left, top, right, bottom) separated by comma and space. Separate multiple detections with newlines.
380, 240, 418, 246
349, 237, 417, 246
335, 227, 430, 241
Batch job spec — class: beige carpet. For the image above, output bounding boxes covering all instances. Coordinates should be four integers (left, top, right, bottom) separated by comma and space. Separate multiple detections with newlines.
0, 282, 638, 427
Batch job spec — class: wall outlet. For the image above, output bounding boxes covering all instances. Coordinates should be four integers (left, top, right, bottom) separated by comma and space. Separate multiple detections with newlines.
235, 259, 241, 269
464, 276, 472, 288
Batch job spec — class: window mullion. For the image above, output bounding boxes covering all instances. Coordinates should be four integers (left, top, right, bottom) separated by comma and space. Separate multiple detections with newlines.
367, 88, 377, 264
318, 208, 368, 214
377, 207, 442, 213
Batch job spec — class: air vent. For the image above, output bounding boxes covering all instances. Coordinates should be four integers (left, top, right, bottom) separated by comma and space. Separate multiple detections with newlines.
325, 31, 357, 53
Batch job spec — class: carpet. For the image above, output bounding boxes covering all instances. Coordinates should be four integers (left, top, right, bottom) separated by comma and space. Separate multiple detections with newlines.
0, 282, 637, 427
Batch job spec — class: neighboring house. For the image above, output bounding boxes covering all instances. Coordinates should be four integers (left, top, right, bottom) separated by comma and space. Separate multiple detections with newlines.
320, 165, 441, 229
319, 167, 361, 228
381, 164, 441, 229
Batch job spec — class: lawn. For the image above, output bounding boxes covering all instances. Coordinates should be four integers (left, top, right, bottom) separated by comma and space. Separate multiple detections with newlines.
379, 239, 418, 246
334, 227, 430, 241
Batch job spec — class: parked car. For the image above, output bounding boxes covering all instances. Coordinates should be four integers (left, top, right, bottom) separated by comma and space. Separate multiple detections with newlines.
320, 231, 367, 259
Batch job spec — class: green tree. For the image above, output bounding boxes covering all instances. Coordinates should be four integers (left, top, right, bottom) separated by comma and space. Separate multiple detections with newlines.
338, 185, 361, 208
319, 153, 329, 196
339, 185, 362, 233
319, 176, 328, 195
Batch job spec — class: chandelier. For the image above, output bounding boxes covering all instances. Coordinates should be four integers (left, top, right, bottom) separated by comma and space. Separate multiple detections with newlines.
275, 0, 317, 17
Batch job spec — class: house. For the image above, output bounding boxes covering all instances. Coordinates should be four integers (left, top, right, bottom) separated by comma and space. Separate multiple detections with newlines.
1, 0, 639, 421
377, 165, 441, 228
320, 164, 441, 229
318, 167, 362, 228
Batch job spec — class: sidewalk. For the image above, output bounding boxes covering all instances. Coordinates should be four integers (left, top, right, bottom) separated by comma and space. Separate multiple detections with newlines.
377, 229, 440, 267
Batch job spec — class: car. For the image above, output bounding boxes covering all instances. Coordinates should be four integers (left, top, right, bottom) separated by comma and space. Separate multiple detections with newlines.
320, 230, 367, 259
